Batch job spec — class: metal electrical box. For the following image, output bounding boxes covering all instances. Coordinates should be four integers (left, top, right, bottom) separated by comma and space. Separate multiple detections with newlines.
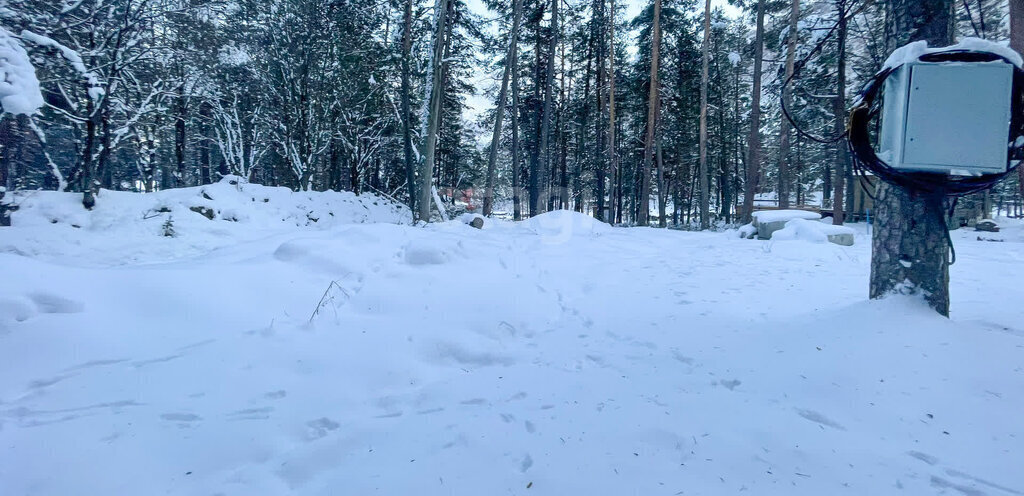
879, 61, 1014, 175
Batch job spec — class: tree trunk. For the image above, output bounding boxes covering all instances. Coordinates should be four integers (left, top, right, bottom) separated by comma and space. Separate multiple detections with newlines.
594, 0, 607, 220
640, 0, 662, 227
511, 29, 524, 222
200, 104, 212, 185
778, 0, 799, 209
656, 134, 667, 227
607, 0, 618, 224
742, 0, 766, 225
698, 0, 712, 229
83, 97, 98, 208
400, 0, 417, 219
538, 0, 559, 215
832, 0, 848, 225
483, 0, 523, 217
558, 27, 569, 211
418, 0, 451, 222
871, 0, 953, 316
175, 82, 186, 188
1012, 0, 1023, 208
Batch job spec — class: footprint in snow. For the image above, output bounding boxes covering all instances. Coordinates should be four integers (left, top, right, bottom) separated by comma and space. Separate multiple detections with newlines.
795, 408, 845, 431
305, 417, 340, 440
520, 454, 534, 473
28, 292, 84, 314
161, 413, 202, 422
718, 379, 742, 391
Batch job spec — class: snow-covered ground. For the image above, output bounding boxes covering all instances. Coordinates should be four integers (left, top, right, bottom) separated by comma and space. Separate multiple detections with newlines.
2, 183, 1023, 495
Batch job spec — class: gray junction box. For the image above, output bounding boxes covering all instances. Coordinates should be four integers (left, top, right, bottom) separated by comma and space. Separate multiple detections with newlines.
879, 60, 1014, 175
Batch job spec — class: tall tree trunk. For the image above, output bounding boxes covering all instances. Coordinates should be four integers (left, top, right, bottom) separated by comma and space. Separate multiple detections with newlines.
1012, 0, 1023, 208
607, 0, 618, 224
538, 0, 559, 215
640, 0, 662, 226
742, 0, 766, 225
698, 0, 712, 229
511, 30, 524, 221
483, 0, 523, 217
400, 0, 417, 219
558, 25, 569, 210
594, 0, 607, 220
778, 0, 799, 209
175, 82, 186, 188
418, 0, 451, 222
870, 0, 953, 316
200, 104, 212, 185
83, 97, 98, 208
832, 0, 848, 225
577, 27, 595, 213
656, 134, 666, 227
529, 10, 543, 218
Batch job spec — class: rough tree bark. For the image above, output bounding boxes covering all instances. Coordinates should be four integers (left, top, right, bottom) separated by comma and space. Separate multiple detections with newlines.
698, 0, 711, 229
418, 0, 451, 222
640, 0, 662, 227
742, 0, 766, 225
656, 134, 667, 227
594, 0, 607, 220
538, 0, 558, 216
483, 0, 524, 217
832, 0, 848, 225
511, 27, 524, 221
777, 0, 799, 209
870, 0, 954, 316
1013, 0, 1023, 206
400, 0, 417, 219
607, 0, 618, 224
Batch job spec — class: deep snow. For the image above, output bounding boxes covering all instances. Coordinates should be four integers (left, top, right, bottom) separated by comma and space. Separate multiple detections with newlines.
1, 184, 1023, 496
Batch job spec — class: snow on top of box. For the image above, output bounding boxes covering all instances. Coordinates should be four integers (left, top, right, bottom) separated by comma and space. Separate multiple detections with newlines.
883, 37, 1023, 70
751, 209, 822, 223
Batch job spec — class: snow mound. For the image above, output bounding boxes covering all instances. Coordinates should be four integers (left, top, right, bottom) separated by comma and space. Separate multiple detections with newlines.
524, 210, 611, 242
737, 223, 757, 239
0, 27, 44, 115
772, 218, 856, 245
751, 209, 822, 223
403, 238, 464, 266
4, 176, 410, 265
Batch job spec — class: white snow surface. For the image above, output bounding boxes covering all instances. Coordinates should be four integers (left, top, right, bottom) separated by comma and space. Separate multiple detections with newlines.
751, 209, 822, 223
0, 27, 44, 115
772, 218, 856, 243
883, 37, 1024, 69
2, 191, 1024, 496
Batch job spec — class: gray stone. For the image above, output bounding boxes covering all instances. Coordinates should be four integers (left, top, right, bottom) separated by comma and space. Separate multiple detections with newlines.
975, 220, 999, 232
754, 219, 790, 240
189, 206, 215, 220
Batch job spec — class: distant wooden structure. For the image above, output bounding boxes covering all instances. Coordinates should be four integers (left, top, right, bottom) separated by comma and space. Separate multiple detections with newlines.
740, 174, 878, 222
